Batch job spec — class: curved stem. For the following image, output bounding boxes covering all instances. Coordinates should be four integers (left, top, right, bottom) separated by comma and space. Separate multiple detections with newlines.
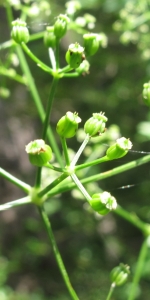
0, 167, 31, 193
128, 237, 150, 300
38, 205, 80, 300
21, 42, 53, 74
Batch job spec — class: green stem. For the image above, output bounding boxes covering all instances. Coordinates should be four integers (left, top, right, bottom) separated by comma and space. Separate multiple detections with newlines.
0, 66, 27, 84
0, 196, 31, 211
35, 77, 59, 188
38, 205, 80, 300
71, 173, 91, 202
38, 173, 68, 198
59, 65, 73, 74
106, 283, 115, 300
21, 42, 53, 74
115, 205, 150, 235
0, 167, 31, 193
61, 137, 70, 166
71, 134, 90, 167
16, 46, 63, 166
128, 237, 149, 300
46, 154, 150, 197
75, 155, 109, 171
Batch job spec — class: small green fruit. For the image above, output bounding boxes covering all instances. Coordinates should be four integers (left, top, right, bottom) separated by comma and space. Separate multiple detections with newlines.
56, 111, 81, 138
110, 263, 130, 286
90, 192, 117, 215
25, 139, 52, 167
44, 26, 56, 48
54, 14, 70, 39
65, 43, 85, 69
84, 112, 107, 137
106, 137, 132, 160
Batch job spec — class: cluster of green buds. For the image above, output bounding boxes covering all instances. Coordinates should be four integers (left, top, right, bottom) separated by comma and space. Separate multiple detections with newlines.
143, 82, 150, 106
90, 192, 117, 215
11, 19, 30, 44
84, 112, 107, 137
56, 111, 81, 138
110, 263, 130, 286
66, 43, 85, 69
25, 139, 52, 167
106, 137, 132, 160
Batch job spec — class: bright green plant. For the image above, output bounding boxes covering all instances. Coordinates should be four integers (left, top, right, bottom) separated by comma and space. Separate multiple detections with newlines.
1, 1, 150, 300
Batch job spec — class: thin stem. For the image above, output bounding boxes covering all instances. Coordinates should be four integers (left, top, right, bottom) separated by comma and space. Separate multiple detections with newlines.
21, 42, 53, 74
61, 137, 70, 166
75, 155, 109, 171
35, 77, 59, 188
0, 66, 27, 84
49, 48, 56, 70
59, 65, 73, 74
38, 205, 80, 300
55, 38, 60, 70
38, 173, 68, 198
115, 205, 150, 235
0, 196, 31, 211
16, 46, 63, 166
71, 173, 91, 202
0, 167, 31, 193
128, 237, 150, 300
71, 134, 90, 167
106, 283, 116, 300
46, 154, 150, 197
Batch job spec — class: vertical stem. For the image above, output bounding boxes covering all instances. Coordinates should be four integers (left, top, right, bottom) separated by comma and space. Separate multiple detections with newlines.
106, 283, 115, 300
38, 205, 80, 300
61, 137, 70, 166
35, 77, 59, 187
128, 236, 149, 300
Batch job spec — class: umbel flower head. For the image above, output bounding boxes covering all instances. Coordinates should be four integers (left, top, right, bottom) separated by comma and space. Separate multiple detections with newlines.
65, 43, 85, 69
25, 139, 52, 167
106, 137, 132, 160
11, 19, 29, 44
90, 191, 117, 215
56, 111, 81, 138
110, 263, 130, 286
84, 112, 108, 137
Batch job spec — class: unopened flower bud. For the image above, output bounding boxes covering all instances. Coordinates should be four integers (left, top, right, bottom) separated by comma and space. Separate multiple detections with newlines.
143, 82, 150, 106
25, 139, 52, 167
54, 14, 70, 39
90, 192, 117, 215
84, 112, 107, 137
56, 111, 81, 138
66, 43, 85, 69
11, 19, 29, 44
76, 59, 90, 75
83, 33, 100, 56
44, 26, 56, 48
110, 263, 130, 286
106, 137, 132, 160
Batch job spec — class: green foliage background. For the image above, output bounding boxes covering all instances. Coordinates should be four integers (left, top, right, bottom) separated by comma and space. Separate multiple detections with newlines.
1, 0, 150, 299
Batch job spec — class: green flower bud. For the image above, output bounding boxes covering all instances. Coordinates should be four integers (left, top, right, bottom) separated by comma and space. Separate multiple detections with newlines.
83, 33, 100, 56
25, 139, 52, 167
11, 19, 29, 44
143, 82, 150, 106
106, 137, 132, 160
90, 192, 117, 215
110, 263, 130, 286
54, 14, 70, 39
44, 26, 56, 48
84, 112, 107, 137
56, 111, 81, 138
65, 43, 85, 69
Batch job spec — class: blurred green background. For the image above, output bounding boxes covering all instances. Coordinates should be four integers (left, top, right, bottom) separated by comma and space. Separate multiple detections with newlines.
1, 0, 150, 299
